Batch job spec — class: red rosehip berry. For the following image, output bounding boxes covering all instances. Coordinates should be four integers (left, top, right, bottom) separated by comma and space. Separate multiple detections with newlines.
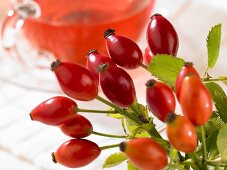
179, 74, 213, 125
86, 49, 116, 84
147, 13, 179, 56
51, 60, 98, 101
104, 29, 143, 69
59, 114, 93, 138
30, 96, 76, 126
120, 138, 167, 170
99, 64, 136, 108
143, 47, 153, 66
52, 139, 101, 168
146, 79, 176, 122
174, 62, 200, 99
166, 113, 197, 153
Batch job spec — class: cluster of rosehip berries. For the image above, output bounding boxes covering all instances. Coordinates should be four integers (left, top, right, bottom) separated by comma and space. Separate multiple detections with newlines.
30, 13, 213, 170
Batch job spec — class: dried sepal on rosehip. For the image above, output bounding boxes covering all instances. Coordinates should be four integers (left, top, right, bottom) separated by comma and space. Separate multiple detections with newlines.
104, 29, 143, 69
51, 59, 98, 101
99, 63, 136, 108
86, 49, 116, 84
59, 114, 93, 138
146, 79, 176, 122
30, 96, 76, 126
166, 113, 197, 153
52, 139, 101, 168
174, 62, 200, 99
179, 74, 213, 125
147, 13, 179, 56
120, 138, 168, 170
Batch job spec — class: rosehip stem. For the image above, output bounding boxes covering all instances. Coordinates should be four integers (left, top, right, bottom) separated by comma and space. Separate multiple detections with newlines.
139, 63, 148, 70
100, 143, 120, 151
96, 95, 143, 125
90, 130, 127, 139
202, 76, 227, 82
76, 108, 117, 114
200, 126, 208, 169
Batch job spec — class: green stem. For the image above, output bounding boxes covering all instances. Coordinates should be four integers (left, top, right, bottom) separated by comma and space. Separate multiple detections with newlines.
139, 63, 148, 70
202, 66, 209, 78
200, 126, 208, 169
121, 119, 128, 136
90, 130, 127, 139
203, 77, 227, 83
96, 95, 143, 125
100, 143, 120, 150
76, 108, 117, 114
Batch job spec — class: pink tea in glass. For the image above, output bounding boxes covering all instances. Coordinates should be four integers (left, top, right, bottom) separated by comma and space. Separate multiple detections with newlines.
22, 0, 155, 65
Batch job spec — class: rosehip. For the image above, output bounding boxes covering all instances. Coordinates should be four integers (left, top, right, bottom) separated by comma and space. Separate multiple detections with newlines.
147, 13, 179, 56
120, 138, 167, 170
59, 114, 93, 138
174, 62, 200, 99
51, 60, 98, 101
179, 74, 213, 125
30, 96, 76, 126
104, 29, 143, 69
52, 139, 101, 168
166, 113, 197, 153
146, 79, 176, 121
143, 47, 153, 66
99, 64, 136, 108
86, 49, 116, 83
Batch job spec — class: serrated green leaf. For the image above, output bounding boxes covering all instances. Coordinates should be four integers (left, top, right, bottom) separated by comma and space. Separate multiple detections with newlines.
204, 117, 225, 135
127, 161, 139, 170
217, 125, 227, 154
148, 54, 185, 86
205, 82, 227, 123
103, 152, 127, 168
207, 24, 222, 68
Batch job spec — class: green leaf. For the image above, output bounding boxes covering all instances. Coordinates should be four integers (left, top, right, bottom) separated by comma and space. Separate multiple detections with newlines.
221, 147, 227, 161
204, 117, 225, 135
148, 54, 185, 86
127, 161, 139, 170
205, 82, 227, 123
103, 152, 127, 168
217, 125, 227, 154
207, 24, 222, 68
108, 113, 124, 119
206, 130, 219, 160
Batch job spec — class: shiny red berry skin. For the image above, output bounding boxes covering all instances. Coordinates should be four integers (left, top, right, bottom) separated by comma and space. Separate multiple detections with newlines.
99, 65, 136, 108
175, 62, 200, 99
104, 29, 143, 69
59, 114, 93, 138
86, 49, 116, 84
30, 96, 76, 126
120, 138, 167, 170
146, 14, 179, 56
166, 114, 197, 153
146, 79, 176, 122
52, 139, 101, 168
51, 60, 98, 101
179, 74, 213, 125
143, 47, 153, 66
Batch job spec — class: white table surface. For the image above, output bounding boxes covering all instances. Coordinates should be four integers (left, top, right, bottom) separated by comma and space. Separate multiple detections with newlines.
0, 0, 227, 170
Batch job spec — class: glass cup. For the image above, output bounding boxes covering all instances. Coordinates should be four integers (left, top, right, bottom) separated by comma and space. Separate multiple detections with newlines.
1, 0, 155, 67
